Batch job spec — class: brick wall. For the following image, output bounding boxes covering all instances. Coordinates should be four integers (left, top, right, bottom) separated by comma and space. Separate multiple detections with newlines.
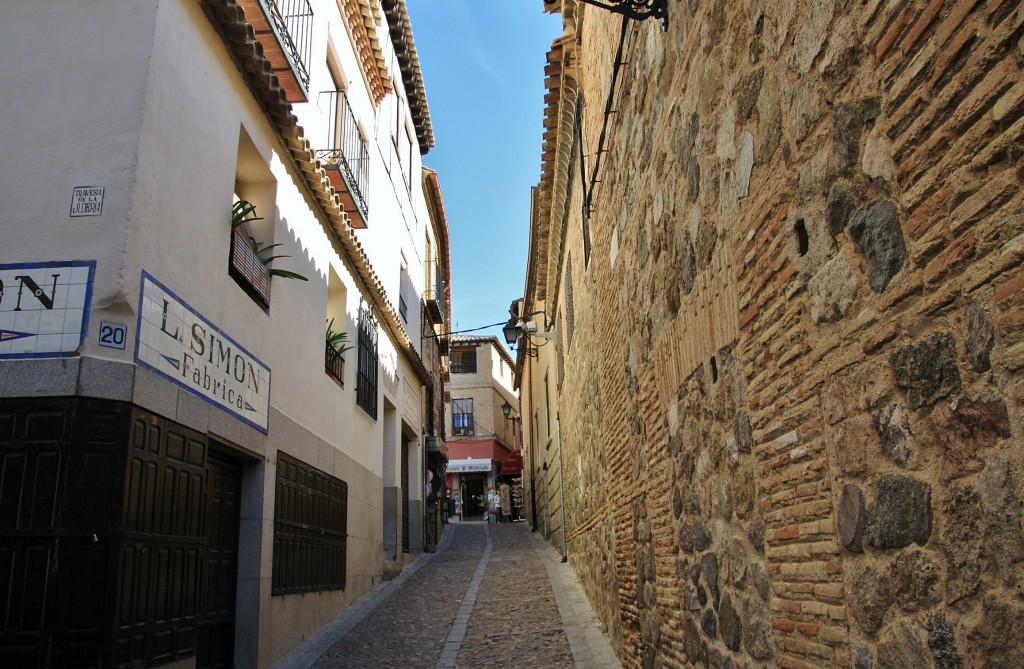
537, 0, 1024, 667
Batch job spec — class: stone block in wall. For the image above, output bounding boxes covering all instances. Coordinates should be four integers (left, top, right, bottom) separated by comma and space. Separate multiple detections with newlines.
933, 393, 1011, 481
890, 549, 942, 612
876, 621, 930, 669
889, 332, 961, 410
926, 612, 963, 669
865, 473, 932, 549
848, 200, 908, 293
969, 597, 1024, 668
980, 450, 1024, 594
942, 483, 984, 604
809, 251, 860, 323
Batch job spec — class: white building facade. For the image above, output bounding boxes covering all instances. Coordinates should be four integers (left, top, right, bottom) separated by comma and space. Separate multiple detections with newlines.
0, 1, 444, 667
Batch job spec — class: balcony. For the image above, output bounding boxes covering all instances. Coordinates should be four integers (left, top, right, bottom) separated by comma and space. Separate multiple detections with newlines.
316, 90, 370, 228
238, 0, 313, 102
425, 264, 445, 323
325, 343, 344, 385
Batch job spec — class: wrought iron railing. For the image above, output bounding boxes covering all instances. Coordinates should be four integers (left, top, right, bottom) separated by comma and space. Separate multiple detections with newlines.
261, 0, 313, 94
316, 90, 370, 220
425, 263, 445, 322
325, 343, 344, 384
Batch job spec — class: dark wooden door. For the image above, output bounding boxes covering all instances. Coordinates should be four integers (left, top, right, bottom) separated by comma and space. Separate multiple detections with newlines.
196, 450, 242, 669
401, 442, 410, 553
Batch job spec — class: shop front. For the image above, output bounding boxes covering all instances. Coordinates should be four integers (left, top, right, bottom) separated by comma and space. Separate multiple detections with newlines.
446, 457, 493, 519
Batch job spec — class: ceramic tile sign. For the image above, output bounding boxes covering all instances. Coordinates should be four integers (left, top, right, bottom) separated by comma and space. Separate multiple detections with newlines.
136, 271, 270, 433
70, 186, 104, 217
0, 260, 96, 358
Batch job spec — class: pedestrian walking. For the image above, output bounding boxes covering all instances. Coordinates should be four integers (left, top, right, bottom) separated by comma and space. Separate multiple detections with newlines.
487, 487, 499, 523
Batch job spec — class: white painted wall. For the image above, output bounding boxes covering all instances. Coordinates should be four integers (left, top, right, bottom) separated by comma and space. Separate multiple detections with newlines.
0, 0, 438, 665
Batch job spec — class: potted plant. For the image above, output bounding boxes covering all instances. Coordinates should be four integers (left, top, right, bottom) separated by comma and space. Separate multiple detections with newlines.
325, 318, 351, 382
229, 199, 307, 308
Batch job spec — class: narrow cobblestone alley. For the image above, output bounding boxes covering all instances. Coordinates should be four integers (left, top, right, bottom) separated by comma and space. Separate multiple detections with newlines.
271, 522, 621, 669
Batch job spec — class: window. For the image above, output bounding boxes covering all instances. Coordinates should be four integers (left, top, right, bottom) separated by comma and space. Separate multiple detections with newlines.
556, 315, 565, 388
272, 452, 348, 595
544, 371, 552, 441
452, 398, 474, 436
230, 127, 278, 309
356, 303, 378, 418
565, 254, 575, 347
325, 268, 348, 386
317, 57, 370, 226
575, 99, 592, 267
450, 348, 477, 374
398, 259, 410, 323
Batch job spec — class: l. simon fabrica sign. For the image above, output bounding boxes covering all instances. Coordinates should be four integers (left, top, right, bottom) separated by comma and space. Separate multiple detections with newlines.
136, 272, 270, 432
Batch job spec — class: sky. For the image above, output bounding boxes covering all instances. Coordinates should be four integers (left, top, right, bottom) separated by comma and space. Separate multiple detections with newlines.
405, 0, 562, 346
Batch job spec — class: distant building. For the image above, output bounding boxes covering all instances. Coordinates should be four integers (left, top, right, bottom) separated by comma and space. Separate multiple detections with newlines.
445, 336, 520, 519
0, 1, 445, 667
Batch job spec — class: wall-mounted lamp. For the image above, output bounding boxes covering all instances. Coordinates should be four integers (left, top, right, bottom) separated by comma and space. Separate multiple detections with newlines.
503, 311, 553, 357
501, 400, 522, 425
547, 0, 668, 29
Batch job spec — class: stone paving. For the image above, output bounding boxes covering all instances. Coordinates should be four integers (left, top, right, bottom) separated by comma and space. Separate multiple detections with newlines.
271, 521, 621, 669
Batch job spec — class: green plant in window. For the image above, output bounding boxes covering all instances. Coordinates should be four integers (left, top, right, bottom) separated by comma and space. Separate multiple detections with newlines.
231, 199, 309, 282
231, 198, 262, 230
326, 318, 352, 356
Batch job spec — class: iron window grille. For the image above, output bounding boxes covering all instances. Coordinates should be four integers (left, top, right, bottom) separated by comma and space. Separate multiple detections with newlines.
449, 349, 476, 374
356, 304, 378, 419
399, 295, 408, 322
272, 452, 348, 595
452, 398, 474, 436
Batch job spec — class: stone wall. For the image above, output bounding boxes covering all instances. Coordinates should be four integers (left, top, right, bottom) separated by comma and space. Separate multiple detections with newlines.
546, 0, 1024, 667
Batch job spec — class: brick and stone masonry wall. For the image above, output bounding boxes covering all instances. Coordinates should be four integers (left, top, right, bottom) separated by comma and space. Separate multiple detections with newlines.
550, 0, 1024, 667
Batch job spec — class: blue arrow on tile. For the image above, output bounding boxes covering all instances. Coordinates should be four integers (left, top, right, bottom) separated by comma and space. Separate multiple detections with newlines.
0, 329, 33, 342
162, 355, 180, 370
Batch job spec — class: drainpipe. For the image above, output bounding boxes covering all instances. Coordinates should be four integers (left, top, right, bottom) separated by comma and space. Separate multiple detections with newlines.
555, 414, 567, 562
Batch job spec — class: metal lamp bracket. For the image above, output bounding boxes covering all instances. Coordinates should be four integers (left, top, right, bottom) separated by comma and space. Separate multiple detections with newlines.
575, 0, 669, 29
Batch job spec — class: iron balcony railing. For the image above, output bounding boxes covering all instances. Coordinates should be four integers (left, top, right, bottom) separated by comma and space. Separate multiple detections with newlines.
325, 343, 344, 385
316, 90, 370, 220
261, 0, 313, 95
425, 263, 445, 322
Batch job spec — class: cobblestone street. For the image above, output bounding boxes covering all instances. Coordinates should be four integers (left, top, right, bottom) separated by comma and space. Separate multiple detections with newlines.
271, 522, 621, 669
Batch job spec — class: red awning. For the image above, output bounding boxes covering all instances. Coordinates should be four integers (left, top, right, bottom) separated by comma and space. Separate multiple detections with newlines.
500, 451, 523, 475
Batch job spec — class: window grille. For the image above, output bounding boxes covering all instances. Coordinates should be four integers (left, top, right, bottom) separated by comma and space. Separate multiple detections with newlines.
450, 348, 477, 374
452, 398, 474, 436
356, 304, 378, 418
272, 452, 348, 595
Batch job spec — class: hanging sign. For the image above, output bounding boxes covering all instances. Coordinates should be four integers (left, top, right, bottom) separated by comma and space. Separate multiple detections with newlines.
135, 271, 270, 432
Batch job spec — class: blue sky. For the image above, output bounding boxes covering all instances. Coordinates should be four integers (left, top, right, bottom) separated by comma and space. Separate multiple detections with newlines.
406, 1, 562, 345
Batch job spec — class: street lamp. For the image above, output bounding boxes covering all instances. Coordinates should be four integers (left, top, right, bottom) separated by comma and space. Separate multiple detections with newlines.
502, 312, 553, 357
502, 319, 519, 346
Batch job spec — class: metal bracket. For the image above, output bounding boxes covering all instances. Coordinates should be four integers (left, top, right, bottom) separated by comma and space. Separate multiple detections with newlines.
576, 0, 669, 29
